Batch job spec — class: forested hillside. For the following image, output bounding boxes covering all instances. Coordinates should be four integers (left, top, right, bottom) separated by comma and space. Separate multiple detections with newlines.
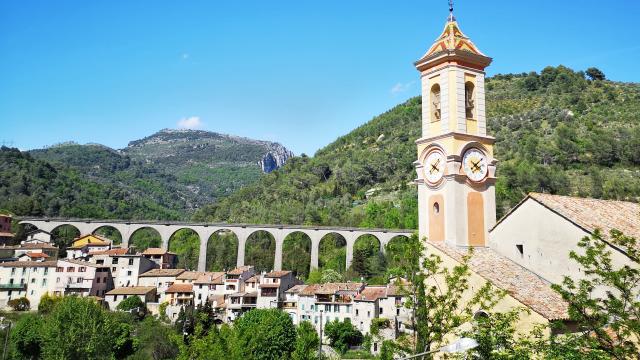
195, 66, 640, 227
18, 129, 292, 218
0, 147, 182, 220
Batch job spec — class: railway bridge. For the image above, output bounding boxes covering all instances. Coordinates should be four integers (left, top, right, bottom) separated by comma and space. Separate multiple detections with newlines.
18, 218, 414, 272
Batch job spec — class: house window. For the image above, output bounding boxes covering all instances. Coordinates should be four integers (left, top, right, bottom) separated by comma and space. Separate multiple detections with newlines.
346, 305, 351, 313
128, 258, 134, 266
44, 268, 48, 275
67, 267, 75, 272
31, 278, 35, 284
8, 279, 13, 285
465, 81, 475, 119
367, 311, 371, 318
112, 267, 116, 272
10, 268, 15, 275
77, 277, 82, 283
355, 309, 359, 316
430, 83, 441, 122
396, 308, 400, 316
112, 258, 119, 264
334, 305, 339, 313
379, 307, 383, 314
127, 271, 132, 276
114, 295, 118, 301
56, 277, 60, 283
97, 277, 101, 283
301, 304, 305, 311
79, 267, 86, 272
325, 305, 331, 312
56, 267, 63, 272
42, 279, 47, 286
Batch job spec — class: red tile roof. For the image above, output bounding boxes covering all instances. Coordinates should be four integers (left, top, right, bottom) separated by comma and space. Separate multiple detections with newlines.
355, 286, 387, 302
299, 283, 364, 296
193, 272, 225, 285
89, 248, 129, 256
0, 261, 57, 268
106, 286, 156, 296
228, 266, 253, 275
264, 270, 291, 278
429, 241, 569, 320
166, 283, 193, 293
496, 193, 640, 242
24, 252, 49, 259
142, 248, 176, 256
139, 268, 185, 278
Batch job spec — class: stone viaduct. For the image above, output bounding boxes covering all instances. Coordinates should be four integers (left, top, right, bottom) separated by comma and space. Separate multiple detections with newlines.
18, 218, 413, 273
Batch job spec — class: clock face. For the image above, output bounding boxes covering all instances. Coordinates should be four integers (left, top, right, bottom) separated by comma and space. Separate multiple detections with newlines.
462, 148, 488, 182
424, 150, 446, 184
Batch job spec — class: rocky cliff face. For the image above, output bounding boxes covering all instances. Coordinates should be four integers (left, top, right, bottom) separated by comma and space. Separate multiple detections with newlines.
259, 145, 294, 173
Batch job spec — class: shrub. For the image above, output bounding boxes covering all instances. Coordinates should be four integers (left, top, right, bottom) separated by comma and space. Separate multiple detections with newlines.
8, 297, 30, 311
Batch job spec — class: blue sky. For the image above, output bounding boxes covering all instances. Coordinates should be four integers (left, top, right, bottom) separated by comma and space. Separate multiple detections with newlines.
1, 0, 639, 155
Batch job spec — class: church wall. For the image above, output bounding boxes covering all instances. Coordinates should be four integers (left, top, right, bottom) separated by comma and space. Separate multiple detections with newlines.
426, 244, 550, 334
489, 199, 633, 287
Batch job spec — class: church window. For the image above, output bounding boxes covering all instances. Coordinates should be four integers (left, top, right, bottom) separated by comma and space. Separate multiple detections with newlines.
465, 81, 475, 119
516, 244, 524, 257
433, 202, 440, 215
430, 84, 441, 122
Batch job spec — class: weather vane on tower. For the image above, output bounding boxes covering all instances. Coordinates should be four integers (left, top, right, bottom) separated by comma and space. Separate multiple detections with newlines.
448, 0, 455, 21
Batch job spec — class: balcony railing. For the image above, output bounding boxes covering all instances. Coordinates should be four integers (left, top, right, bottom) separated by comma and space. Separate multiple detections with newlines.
0, 283, 26, 290
65, 282, 90, 289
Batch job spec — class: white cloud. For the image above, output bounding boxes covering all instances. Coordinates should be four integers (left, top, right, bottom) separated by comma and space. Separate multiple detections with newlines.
390, 81, 415, 95
182, 53, 190, 60
177, 116, 203, 129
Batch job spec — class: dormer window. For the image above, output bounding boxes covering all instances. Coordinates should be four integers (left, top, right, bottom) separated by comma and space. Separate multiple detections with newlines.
430, 84, 441, 122
465, 81, 475, 119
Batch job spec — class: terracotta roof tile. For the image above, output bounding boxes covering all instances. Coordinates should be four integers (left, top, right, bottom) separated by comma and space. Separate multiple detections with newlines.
299, 283, 364, 296
228, 266, 253, 275
264, 270, 291, 278
166, 283, 193, 293
245, 275, 260, 283
193, 272, 225, 285
89, 248, 129, 256
139, 268, 185, 278
505, 193, 640, 242
142, 248, 175, 256
355, 286, 387, 302
429, 241, 569, 320
106, 286, 156, 296
24, 252, 49, 259
285, 284, 307, 294
177, 271, 208, 281
0, 261, 57, 268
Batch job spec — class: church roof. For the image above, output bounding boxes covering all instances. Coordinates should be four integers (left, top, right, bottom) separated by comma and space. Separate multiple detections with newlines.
428, 241, 569, 320
493, 193, 640, 243
423, 17, 485, 59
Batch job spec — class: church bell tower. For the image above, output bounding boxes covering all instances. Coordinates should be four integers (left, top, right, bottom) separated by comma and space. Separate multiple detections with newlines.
415, 4, 497, 247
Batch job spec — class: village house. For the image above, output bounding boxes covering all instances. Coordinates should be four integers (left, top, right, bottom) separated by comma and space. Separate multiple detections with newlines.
0, 261, 57, 310
141, 248, 178, 269
283, 284, 306, 325
165, 283, 194, 320
12, 243, 58, 260
105, 286, 158, 310
54, 259, 113, 298
66, 234, 112, 259
256, 270, 300, 309
193, 272, 225, 306
137, 268, 185, 303
89, 251, 156, 288
0, 214, 13, 245
297, 282, 364, 333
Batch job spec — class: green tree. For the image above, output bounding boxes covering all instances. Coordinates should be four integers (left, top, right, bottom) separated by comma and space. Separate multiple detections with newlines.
323, 319, 363, 354
320, 269, 343, 283
40, 296, 133, 359
116, 295, 147, 320
292, 321, 320, 360
131, 317, 179, 360
10, 313, 43, 360
7, 297, 30, 311
233, 309, 297, 360
585, 67, 606, 81
551, 229, 640, 359
37, 293, 62, 315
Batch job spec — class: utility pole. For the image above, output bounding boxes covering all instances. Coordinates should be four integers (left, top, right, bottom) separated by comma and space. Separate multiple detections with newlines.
318, 310, 324, 356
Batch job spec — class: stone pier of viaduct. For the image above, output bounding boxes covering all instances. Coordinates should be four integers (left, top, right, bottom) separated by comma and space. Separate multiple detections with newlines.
19, 218, 413, 273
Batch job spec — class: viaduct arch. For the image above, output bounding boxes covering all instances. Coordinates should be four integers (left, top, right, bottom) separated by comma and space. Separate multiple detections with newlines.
19, 218, 413, 273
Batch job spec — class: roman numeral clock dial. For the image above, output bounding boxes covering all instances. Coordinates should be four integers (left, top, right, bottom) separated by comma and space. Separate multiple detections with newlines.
424, 150, 445, 185
462, 148, 488, 182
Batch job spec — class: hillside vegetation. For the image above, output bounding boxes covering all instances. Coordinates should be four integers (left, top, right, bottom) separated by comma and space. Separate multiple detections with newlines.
11, 129, 292, 219
194, 66, 640, 228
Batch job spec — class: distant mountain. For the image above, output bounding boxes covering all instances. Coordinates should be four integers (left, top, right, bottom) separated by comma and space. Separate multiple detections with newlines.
18, 129, 293, 218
